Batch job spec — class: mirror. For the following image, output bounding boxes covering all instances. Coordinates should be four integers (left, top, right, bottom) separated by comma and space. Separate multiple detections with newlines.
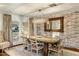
44, 17, 64, 32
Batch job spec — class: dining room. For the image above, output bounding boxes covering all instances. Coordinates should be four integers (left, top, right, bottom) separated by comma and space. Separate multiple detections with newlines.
0, 3, 79, 56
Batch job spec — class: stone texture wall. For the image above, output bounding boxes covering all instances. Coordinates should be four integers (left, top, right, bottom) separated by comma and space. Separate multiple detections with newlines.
63, 12, 79, 48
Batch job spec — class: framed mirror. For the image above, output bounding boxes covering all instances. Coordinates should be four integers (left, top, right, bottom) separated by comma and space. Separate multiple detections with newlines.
44, 17, 64, 32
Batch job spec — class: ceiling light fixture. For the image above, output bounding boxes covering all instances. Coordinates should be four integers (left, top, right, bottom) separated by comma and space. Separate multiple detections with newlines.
37, 3, 57, 12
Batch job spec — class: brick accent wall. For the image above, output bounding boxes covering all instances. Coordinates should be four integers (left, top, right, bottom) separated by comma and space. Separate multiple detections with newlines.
63, 12, 79, 48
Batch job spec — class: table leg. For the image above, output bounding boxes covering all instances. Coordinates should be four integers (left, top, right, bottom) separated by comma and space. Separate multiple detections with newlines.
43, 43, 48, 56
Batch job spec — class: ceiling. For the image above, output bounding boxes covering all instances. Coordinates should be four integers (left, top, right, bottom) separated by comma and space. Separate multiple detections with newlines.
0, 3, 52, 14
0, 3, 79, 17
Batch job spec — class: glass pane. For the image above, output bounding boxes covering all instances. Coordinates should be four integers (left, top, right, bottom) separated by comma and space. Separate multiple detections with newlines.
12, 22, 19, 42
52, 20, 60, 29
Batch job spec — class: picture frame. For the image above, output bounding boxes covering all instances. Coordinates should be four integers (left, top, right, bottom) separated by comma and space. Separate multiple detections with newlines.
44, 17, 64, 32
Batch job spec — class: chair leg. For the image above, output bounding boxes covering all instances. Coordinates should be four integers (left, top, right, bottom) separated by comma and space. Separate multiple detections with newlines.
0, 49, 4, 55
2, 49, 3, 53
61, 50, 63, 56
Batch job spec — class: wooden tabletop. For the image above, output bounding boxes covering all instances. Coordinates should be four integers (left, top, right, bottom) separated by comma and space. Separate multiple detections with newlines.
22, 36, 59, 43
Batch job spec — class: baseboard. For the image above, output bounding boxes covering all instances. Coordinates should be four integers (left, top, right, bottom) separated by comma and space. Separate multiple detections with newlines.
7, 43, 24, 48
64, 47, 79, 52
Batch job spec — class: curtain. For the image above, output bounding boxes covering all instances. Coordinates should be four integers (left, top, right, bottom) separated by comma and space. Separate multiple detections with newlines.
3, 14, 12, 46
29, 18, 34, 36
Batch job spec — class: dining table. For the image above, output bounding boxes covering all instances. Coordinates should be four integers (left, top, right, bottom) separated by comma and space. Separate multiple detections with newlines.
30, 36, 59, 56
22, 35, 59, 56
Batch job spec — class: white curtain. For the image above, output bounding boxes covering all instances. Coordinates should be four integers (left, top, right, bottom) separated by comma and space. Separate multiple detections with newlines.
3, 14, 12, 46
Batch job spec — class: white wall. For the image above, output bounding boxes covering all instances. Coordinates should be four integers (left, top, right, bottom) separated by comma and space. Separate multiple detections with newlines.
12, 14, 21, 22
0, 14, 3, 31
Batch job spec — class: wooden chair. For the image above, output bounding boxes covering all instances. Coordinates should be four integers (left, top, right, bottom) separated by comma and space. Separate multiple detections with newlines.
48, 39, 63, 56
30, 39, 44, 56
